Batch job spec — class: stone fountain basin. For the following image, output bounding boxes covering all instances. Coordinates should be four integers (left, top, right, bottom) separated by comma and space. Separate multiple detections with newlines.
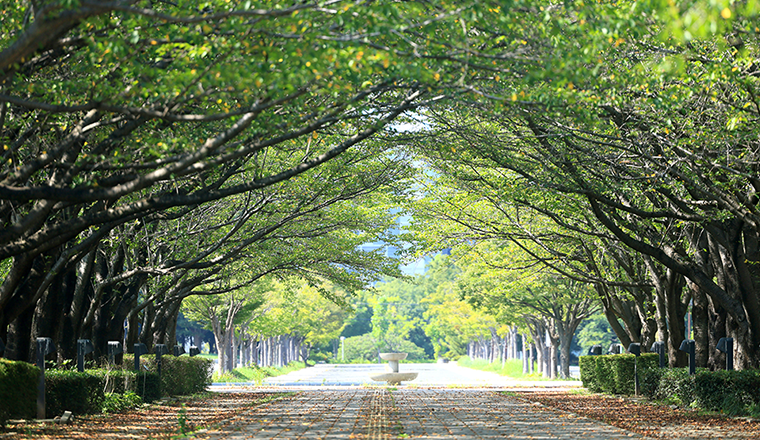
379, 352, 408, 361
369, 372, 418, 385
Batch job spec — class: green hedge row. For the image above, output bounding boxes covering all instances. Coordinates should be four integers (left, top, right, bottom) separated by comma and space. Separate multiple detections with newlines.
88, 368, 161, 403
124, 354, 212, 397
45, 370, 105, 417
579, 353, 659, 395
1, 354, 211, 424
642, 367, 760, 416
0, 359, 38, 424
581, 355, 760, 416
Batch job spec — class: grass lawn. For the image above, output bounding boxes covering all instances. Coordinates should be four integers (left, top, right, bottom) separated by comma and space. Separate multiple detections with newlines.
457, 356, 565, 380
212, 361, 306, 384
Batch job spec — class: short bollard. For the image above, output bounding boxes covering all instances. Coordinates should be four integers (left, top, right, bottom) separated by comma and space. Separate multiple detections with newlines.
36, 337, 55, 419
628, 343, 641, 396
679, 339, 696, 375
716, 337, 734, 371
189, 346, 200, 356
134, 343, 148, 372
77, 339, 94, 372
651, 341, 666, 368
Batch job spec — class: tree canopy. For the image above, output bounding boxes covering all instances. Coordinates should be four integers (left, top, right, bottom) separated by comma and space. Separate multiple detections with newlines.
2, 0, 760, 372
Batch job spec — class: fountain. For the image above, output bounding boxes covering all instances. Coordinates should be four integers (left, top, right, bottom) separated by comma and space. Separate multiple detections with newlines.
369, 352, 418, 385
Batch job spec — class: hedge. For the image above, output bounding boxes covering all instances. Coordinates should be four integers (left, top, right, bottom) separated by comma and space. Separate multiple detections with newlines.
124, 353, 212, 397
583, 355, 760, 417
579, 353, 659, 394
2, 353, 210, 422
88, 368, 161, 403
44, 370, 105, 417
693, 369, 760, 415
0, 359, 38, 424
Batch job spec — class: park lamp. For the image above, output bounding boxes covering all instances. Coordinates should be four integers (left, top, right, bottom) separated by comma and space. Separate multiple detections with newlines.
77, 339, 94, 372
608, 343, 621, 355
651, 341, 666, 368
36, 337, 55, 367
590, 344, 602, 355
36, 337, 56, 419
154, 344, 169, 376
716, 337, 734, 371
189, 346, 201, 357
627, 343, 641, 356
173, 345, 185, 356
628, 343, 641, 396
134, 343, 148, 372
107, 341, 123, 365
679, 339, 696, 375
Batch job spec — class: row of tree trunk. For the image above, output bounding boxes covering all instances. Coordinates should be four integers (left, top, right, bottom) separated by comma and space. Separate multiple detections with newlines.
216, 334, 308, 373
466, 327, 559, 379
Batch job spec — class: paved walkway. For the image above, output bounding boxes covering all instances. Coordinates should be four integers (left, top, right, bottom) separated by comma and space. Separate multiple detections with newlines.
197, 389, 640, 439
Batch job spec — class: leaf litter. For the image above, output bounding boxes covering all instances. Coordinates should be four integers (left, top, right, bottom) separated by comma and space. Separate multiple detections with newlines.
0, 392, 292, 439
512, 391, 760, 439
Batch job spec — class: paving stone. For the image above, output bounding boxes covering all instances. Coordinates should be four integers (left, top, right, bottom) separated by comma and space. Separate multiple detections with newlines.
197, 389, 641, 439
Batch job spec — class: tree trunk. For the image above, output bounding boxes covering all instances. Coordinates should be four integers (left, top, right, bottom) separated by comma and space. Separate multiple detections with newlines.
691, 282, 709, 368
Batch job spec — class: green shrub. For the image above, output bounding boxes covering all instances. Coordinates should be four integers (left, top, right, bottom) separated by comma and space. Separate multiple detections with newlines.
0, 359, 38, 424
579, 353, 659, 395
579, 356, 598, 391
102, 391, 142, 414
89, 368, 136, 394
89, 367, 161, 403
693, 369, 760, 415
595, 355, 617, 393
45, 370, 104, 417
654, 368, 695, 406
639, 365, 663, 399
127, 354, 211, 397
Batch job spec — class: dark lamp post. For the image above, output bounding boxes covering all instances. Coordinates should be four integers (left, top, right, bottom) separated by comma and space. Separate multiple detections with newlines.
628, 343, 641, 396
36, 337, 55, 419
77, 339, 94, 372
134, 343, 148, 372
679, 339, 696, 375
155, 344, 169, 377
716, 337, 734, 371
107, 341, 123, 365
651, 341, 666, 368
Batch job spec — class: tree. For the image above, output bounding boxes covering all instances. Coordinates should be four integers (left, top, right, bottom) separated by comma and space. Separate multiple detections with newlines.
445, 242, 598, 378
183, 277, 267, 374
0, 0, 486, 362
396, 0, 760, 369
